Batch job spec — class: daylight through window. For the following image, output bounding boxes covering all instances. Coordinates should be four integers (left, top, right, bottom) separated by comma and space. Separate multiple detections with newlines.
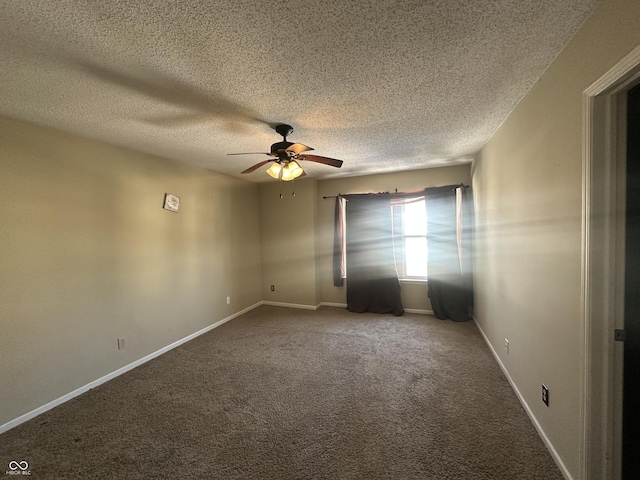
392, 197, 428, 280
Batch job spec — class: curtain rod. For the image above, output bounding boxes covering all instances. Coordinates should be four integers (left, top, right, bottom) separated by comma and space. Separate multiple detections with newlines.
322, 192, 387, 199
322, 184, 469, 199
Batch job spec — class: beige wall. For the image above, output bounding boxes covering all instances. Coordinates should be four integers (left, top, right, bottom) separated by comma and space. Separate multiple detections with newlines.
259, 178, 319, 307
0, 116, 263, 427
316, 165, 471, 309
0, 115, 469, 429
472, 0, 640, 477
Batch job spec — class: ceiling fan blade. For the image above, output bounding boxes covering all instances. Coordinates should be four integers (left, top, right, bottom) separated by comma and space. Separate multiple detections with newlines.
286, 143, 314, 155
241, 160, 273, 174
299, 154, 344, 168
227, 152, 271, 156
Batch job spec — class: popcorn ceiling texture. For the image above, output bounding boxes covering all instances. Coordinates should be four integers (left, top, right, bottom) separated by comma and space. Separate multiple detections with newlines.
0, 0, 600, 181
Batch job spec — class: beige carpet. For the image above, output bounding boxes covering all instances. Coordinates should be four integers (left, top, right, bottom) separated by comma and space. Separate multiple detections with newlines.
0, 306, 563, 479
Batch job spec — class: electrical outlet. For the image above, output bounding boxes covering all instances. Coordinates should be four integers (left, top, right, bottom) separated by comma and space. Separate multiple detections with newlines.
270, 285, 275, 292
542, 384, 549, 406
504, 338, 509, 354
117, 337, 126, 350
226, 296, 230, 305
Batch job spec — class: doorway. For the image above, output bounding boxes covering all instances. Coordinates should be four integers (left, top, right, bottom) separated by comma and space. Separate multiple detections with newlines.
621, 82, 640, 480
582, 44, 640, 480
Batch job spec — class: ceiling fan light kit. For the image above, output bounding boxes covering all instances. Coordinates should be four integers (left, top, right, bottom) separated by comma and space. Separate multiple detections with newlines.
284, 161, 303, 180
229, 124, 344, 182
266, 160, 304, 181
266, 162, 282, 179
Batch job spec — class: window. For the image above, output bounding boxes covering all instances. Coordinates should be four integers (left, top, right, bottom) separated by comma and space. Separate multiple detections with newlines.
333, 194, 429, 284
392, 197, 428, 280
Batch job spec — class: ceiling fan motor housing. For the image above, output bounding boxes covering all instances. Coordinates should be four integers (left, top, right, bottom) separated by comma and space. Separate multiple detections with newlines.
270, 141, 296, 159
270, 124, 297, 161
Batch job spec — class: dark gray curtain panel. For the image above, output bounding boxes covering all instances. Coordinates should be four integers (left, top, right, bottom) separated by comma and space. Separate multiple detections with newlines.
425, 186, 473, 322
344, 194, 404, 316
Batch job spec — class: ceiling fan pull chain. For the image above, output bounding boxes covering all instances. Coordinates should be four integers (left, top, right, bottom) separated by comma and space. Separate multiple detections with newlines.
291, 178, 296, 197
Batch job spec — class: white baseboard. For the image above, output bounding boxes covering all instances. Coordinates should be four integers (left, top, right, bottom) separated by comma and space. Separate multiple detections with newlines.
261, 301, 433, 315
261, 301, 318, 310
472, 317, 574, 480
317, 302, 348, 308
0, 301, 262, 435
404, 308, 434, 315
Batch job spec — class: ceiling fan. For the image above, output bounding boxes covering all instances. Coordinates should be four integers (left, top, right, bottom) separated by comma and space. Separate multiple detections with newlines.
228, 124, 344, 180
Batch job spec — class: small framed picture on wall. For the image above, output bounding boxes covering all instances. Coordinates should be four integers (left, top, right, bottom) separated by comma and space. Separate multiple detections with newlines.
163, 193, 180, 212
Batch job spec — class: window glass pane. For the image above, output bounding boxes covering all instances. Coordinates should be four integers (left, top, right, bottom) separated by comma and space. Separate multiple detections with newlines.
404, 200, 426, 236
405, 237, 428, 277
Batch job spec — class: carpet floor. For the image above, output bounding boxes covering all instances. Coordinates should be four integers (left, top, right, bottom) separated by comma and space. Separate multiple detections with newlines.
0, 305, 563, 479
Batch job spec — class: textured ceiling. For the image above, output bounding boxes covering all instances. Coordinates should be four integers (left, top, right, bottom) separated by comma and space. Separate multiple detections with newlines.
0, 0, 600, 182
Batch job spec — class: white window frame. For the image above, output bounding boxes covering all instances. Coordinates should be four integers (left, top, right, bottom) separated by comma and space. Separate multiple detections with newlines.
391, 196, 428, 281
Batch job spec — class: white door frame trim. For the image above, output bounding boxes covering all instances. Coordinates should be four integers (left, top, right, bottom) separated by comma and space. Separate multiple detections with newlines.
582, 43, 640, 480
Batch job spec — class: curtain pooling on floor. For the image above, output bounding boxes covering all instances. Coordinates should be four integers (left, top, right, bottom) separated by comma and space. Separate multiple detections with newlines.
344, 194, 404, 316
